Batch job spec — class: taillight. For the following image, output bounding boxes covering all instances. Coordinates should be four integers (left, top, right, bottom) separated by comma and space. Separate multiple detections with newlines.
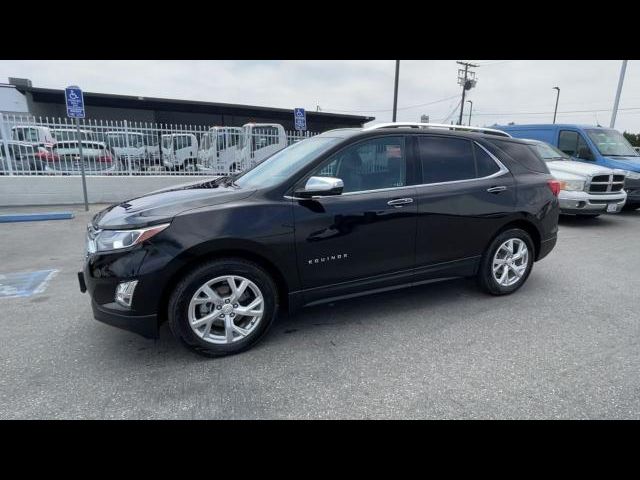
97, 155, 113, 163
547, 179, 562, 197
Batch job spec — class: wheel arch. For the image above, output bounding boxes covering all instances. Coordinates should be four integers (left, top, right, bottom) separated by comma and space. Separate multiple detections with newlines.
156, 242, 293, 325
489, 217, 542, 261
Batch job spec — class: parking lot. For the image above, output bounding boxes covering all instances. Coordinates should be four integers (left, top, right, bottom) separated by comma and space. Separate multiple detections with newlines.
1, 204, 639, 419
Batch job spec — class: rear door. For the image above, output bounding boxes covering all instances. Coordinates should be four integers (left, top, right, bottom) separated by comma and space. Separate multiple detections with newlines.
414, 135, 516, 277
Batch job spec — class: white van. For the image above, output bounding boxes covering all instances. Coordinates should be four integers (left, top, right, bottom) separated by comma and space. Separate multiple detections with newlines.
240, 123, 287, 169
105, 131, 148, 171
197, 126, 243, 174
11, 125, 56, 148
162, 133, 199, 171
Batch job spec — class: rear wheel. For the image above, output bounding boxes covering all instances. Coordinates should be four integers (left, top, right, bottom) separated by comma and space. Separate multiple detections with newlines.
477, 228, 534, 295
168, 258, 278, 357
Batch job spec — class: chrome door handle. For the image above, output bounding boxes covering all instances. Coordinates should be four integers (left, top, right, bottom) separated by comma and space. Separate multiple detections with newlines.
387, 198, 414, 207
487, 186, 508, 193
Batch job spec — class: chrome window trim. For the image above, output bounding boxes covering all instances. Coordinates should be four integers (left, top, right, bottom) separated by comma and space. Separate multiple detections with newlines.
284, 141, 510, 199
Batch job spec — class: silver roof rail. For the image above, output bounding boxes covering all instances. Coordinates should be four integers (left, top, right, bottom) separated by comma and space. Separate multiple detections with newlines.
363, 122, 511, 138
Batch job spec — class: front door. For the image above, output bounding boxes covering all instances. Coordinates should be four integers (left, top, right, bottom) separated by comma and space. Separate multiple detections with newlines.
293, 135, 417, 300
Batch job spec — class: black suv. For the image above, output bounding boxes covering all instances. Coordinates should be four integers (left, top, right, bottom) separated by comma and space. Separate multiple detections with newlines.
79, 125, 560, 356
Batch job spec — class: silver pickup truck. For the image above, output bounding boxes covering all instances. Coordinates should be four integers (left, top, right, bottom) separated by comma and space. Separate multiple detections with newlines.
526, 139, 627, 216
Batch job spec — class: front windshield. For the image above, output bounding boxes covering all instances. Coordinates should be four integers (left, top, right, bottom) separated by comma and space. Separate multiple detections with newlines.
533, 142, 570, 162
235, 136, 343, 189
586, 129, 638, 157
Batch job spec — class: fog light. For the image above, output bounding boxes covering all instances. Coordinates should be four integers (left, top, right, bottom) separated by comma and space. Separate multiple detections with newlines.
115, 280, 138, 308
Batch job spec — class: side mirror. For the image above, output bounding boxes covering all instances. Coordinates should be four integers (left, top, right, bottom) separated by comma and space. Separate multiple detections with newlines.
295, 176, 344, 198
577, 146, 594, 161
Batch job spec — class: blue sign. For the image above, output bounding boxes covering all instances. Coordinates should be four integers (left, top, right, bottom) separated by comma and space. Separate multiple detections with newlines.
65, 86, 85, 118
294, 107, 307, 131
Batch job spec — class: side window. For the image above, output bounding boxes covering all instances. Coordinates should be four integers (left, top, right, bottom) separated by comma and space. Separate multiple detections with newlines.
253, 127, 278, 150
217, 132, 226, 150
558, 130, 578, 156
474, 143, 501, 177
311, 136, 406, 193
559, 130, 592, 160
419, 137, 476, 183
490, 139, 549, 173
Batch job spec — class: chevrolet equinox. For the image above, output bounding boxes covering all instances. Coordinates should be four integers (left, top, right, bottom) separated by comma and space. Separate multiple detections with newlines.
79, 123, 560, 356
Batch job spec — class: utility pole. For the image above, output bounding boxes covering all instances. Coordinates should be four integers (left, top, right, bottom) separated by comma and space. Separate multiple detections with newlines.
466, 100, 473, 126
392, 60, 400, 122
457, 61, 478, 125
610, 60, 628, 128
552, 87, 560, 124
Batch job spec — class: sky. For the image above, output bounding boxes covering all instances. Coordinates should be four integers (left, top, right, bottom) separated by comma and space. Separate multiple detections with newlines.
2, 60, 639, 132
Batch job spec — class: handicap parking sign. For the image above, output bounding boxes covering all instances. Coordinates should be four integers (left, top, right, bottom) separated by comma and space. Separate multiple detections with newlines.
294, 107, 306, 131
65, 86, 85, 118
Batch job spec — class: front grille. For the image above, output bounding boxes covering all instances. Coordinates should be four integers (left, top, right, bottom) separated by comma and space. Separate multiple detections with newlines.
590, 184, 608, 193
589, 173, 626, 194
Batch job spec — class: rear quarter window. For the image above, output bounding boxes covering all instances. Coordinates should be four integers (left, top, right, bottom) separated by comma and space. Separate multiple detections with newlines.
488, 139, 549, 174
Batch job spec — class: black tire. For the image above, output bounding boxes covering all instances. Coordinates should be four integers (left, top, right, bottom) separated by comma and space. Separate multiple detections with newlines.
168, 258, 278, 357
622, 203, 640, 211
576, 214, 600, 218
477, 228, 535, 296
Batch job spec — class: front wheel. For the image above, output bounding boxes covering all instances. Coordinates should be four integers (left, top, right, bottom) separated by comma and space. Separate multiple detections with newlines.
168, 258, 278, 357
477, 228, 534, 295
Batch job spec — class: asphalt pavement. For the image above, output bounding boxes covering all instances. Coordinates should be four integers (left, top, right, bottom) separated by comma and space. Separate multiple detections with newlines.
1, 204, 639, 419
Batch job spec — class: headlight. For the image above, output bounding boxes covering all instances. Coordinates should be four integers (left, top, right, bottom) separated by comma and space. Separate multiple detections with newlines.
623, 170, 640, 180
92, 223, 170, 252
561, 180, 585, 191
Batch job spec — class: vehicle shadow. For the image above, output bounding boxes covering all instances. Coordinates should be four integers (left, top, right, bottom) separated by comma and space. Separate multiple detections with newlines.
140, 276, 485, 361
558, 214, 616, 228
618, 208, 640, 217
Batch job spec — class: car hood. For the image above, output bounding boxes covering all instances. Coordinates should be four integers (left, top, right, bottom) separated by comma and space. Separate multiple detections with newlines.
601, 156, 640, 171
547, 160, 616, 178
93, 177, 256, 229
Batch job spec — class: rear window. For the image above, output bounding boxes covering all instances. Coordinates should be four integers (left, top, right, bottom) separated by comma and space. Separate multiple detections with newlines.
489, 139, 549, 174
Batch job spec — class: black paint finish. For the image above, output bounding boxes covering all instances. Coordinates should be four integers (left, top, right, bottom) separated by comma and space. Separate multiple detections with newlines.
81, 128, 559, 338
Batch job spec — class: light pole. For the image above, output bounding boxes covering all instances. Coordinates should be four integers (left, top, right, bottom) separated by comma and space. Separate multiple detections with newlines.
610, 60, 628, 128
552, 87, 560, 124
466, 100, 473, 126
392, 60, 400, 122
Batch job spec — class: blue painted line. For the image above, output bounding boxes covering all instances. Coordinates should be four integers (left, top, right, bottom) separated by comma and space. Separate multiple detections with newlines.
0, 212, 74, 223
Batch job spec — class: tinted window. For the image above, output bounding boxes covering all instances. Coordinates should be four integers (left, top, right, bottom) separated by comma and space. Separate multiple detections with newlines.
490, 139, 549, 173
312, 136, 406, 193
419, 137, 475, 183
558, 130, 592, 160
474, 143, 501, 177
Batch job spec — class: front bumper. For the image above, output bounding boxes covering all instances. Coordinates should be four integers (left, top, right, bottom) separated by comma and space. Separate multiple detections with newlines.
79, 246, 165, 339
91, 297, 158, 339
558, 190, 626, 214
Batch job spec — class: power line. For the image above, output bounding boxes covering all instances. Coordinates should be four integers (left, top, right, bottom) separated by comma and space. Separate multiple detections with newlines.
324, 94, 460, 113
470, 106, 640, 116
